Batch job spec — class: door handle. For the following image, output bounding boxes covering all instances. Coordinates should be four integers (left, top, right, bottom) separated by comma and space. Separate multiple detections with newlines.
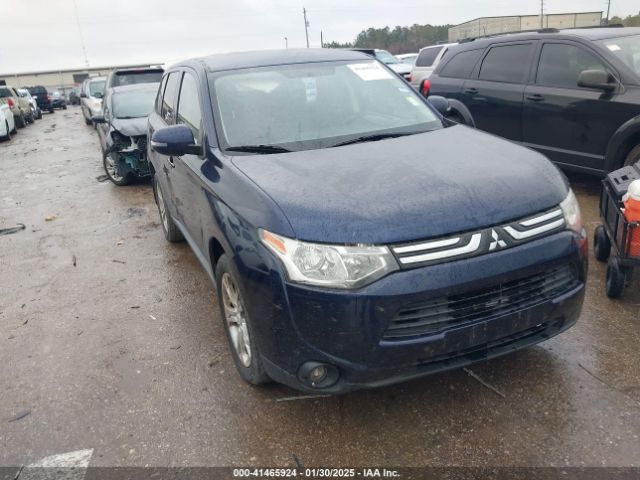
526, 94, 545, 102
464, 88, 479, 95
167, 157, 175, 168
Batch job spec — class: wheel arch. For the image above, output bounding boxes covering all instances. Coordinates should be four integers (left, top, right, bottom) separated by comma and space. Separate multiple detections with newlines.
605, 115, 640, 171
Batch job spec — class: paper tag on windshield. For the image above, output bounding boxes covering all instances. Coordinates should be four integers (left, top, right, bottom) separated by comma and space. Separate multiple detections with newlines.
302, 77, 317, 102
606, 44, 621, 52
347, 62, 393, 81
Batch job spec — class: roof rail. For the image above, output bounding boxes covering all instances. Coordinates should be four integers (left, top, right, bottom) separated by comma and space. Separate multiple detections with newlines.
457, 23, 626, 42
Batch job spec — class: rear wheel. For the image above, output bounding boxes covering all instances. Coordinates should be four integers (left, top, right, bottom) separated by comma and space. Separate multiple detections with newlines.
215, 254, 270, 386
1, 121, 10, 141
593, 225, 611, 262
606, 256, 629, 299
624, 145, 640, 167
15, 113, 26, 128
153, 176, 184, 242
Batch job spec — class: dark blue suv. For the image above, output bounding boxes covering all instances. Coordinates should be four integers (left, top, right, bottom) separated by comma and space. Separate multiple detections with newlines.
147, 49, 587, 393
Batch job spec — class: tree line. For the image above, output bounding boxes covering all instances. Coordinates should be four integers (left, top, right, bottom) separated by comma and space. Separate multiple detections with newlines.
325, 24, 450, 54
609, 13, 640, 26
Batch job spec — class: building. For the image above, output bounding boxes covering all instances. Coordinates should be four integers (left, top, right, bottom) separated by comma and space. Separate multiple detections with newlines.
0, 63, 162, 95
448, 12, 603, 42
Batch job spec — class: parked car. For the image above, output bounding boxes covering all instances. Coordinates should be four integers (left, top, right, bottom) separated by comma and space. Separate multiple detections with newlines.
147, 49, 587, 393
352, 48, 412, 80
80, 76, 106, 125
50, 91, 67, 110
0, 103, 16, 140
410, 42, 458, 87
93, 83, 158, 185
26, 86, 54, 114
68, 87, 81, 105
17, 88, 42, 120
396, 53, 418, 64
428, 27, 640, 174
0, 85, 33, 127
104, 66, 164, 93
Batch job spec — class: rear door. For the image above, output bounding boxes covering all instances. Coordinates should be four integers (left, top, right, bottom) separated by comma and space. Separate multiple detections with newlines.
460, 42, 536, 142
522, 41, 627, 172
429, 48, 485, 100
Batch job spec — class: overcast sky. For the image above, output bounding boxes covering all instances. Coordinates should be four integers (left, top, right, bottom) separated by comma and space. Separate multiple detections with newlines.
1, 0, 638, 74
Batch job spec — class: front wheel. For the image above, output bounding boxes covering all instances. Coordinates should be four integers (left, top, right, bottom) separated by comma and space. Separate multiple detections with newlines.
594, 225, 611, 262
153, 176, 184, 242
215, 254, 270, 386
606, 256, 629, 299
624, 145, 640, 167
15, 113, 26, 128
103, 151, 132, 186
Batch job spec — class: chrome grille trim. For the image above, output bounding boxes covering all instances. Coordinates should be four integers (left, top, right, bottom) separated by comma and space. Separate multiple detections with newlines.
520, 208, 563, 227
504, 218, 565, 240
398, 234, 482, 265
393, 236, 461, 254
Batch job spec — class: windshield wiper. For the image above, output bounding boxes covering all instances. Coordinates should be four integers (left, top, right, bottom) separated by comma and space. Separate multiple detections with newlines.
331, 132, 416, 148
226, 145, 291, 154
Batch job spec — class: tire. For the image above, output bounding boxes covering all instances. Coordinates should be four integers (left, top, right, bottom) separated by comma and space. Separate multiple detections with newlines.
624, 145, 640, 167
102, 151, 132, 186
153, 176, 184, 242
15, 113, 26, 128
215, 254, 271, 386
49, 108, 54, 114
1, 121, 10, 141
606, 256, 628, 299
593, 225, 611, 262
84, 115, 92, 125
36, 109, 42, 120
26, 112, 34, 124
63, 105, 67, 110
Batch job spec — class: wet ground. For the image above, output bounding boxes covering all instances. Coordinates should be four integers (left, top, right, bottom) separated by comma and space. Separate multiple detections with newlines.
1, 109, 639, 468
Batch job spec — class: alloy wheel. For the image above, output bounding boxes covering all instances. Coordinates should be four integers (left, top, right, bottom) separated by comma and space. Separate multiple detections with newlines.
104, 154, 124, 182
155, 183, 169, 232
221, 273, 252, 367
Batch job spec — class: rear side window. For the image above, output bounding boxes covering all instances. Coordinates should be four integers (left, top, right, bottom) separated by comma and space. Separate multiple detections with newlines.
177, 73, 202, 143
439, 49, 483, 78
155, 75, 168, 114
416, 46, 444, 67
161, 72, 182, 122
479, 44, 534, 83
536, 43, 607, 89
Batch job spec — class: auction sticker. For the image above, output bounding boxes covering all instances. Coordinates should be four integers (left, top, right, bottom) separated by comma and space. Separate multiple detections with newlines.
347, 61, 393, 81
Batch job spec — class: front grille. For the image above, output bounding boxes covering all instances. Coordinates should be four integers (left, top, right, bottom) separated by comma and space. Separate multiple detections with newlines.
383, 264, 579, 340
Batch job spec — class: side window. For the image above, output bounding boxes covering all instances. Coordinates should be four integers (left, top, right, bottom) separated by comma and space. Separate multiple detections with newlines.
479, 44, 534, 83
155, 75, 168, 115
440, 49, 484, 78
416, 47, 444, 67
536, 43, 607, 89
176, 73, 202, 144
161, 72, 182, 123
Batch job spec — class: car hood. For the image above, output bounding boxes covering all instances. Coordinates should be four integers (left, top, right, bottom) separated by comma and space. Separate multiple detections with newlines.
111, 117, 147, 137
232, 126, 569, 244
388, 63, 412, 75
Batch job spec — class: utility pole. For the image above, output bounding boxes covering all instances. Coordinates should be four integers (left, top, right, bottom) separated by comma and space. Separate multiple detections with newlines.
72, 0, 90, 68
285, 36, 288, 48
540, 0, 544, 28
320, 31, 323, 48
606, 0, 611, 24
303, 8, 310, 48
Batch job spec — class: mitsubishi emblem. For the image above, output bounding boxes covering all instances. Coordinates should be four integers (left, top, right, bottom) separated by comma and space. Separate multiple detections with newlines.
489, 229, 507, 251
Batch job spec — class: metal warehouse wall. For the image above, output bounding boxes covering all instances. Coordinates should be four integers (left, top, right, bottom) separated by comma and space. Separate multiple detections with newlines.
448, 12, 603, 42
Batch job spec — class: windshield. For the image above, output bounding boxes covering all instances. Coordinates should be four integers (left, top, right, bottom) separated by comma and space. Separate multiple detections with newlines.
598, 35, 640, 75
112, 71, 163, 87
210, 60, 441, 152
89, 80, 106, 97
375, 50, 400, 64
0, 87, 12, 98
112, 89, 157, 119
400, 54, 418, 64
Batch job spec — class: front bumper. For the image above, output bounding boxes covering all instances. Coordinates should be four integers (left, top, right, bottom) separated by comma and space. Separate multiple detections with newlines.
238, 230, 587, 394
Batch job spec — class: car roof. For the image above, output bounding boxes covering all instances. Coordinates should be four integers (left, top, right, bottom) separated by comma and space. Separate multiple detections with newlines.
112, 67, 163, 73
457, 26, 640, 46
109, 83, 160, 94
172, 48, 372, 73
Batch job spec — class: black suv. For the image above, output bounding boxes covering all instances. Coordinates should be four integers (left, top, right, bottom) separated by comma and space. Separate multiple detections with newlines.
428, 27, 640, 174
26, 86, 54, 114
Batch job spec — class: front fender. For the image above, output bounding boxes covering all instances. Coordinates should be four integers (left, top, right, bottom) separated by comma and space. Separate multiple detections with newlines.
605, 115, 640, 172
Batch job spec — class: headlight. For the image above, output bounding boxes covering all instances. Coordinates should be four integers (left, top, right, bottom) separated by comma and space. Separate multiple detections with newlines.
560, 188, 582, 233
260, 229, 399, 289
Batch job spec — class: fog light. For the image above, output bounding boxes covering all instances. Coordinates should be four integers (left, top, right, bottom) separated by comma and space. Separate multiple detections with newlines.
297, 361, 339, 389
309, 365, 327, 384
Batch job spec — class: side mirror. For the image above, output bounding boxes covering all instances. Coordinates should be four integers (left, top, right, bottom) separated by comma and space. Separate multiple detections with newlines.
151, 124, 201, 156
578, 69, 617, 91
92, 114, 106, 124
80, 92, 87, 98
427, 95, 450, 116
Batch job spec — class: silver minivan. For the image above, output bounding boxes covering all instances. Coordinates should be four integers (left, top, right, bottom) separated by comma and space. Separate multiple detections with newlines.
410, 42, 458, 87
